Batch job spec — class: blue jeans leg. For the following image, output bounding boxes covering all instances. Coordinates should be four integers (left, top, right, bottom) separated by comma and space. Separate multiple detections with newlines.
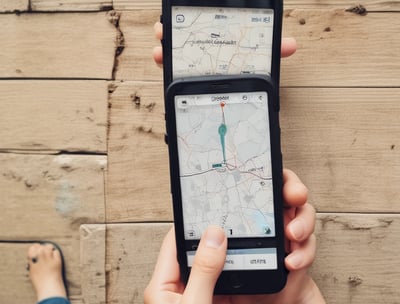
37, 297, 70, 304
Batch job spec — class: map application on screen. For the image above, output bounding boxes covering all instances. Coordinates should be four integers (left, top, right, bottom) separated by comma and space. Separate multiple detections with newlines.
174, 91, 275, 240
172, 6, 274, 79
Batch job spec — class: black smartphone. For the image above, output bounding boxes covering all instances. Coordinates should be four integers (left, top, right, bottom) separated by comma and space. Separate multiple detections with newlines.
165, 75, 286, 294
161, 0, 283, 89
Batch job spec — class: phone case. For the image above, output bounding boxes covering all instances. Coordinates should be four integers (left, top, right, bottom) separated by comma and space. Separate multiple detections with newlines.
164, 75, 287, 294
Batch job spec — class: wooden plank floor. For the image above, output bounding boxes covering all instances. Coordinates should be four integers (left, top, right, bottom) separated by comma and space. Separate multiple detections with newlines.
0, 1, 399, 303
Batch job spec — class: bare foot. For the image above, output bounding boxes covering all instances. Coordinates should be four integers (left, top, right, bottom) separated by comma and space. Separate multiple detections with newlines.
27, 243, 67, 302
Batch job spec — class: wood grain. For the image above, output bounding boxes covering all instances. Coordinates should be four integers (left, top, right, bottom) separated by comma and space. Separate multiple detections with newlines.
0, 243, 36, 303
113, 0, 160, 10
0, 12, 117, 79
0, 153, 106, 301
115, 9, 400, 87
285, 0, 400, 11
107, 83, 400, 220
31, 0, 112, 11
0, 2, 398, 304
107, 81, 172, 222
0, 81, 108, 153
114, 10, 163, 81
0, 154, 106, 240
105, 215, 400, 304
80, 224, 106, 304
0, 0, 28, 11
113, 0, 400, 11
106, 223, 172, 304
281, 10, 400, 87
311, 213, 400, 303
0, 239, 84, 303
280, 87, 400, 213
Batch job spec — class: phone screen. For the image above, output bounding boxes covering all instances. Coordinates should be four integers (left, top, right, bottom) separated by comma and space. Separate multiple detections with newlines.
171, 6, 274, 79
174, 91, 277, 270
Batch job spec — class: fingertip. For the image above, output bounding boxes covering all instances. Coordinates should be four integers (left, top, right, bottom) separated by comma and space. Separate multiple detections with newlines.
286, 218, 306, 242
191, 226, 227, 275
285, 234, 317, 271
281, 37, 297, 58
285, 251, 304, 271
286, 203, 316, 244
154, 21, 163, 40
182, 227, 227, 303
283, 180, 308, 207
152, 46, 163, 66
202, 225, 227, 249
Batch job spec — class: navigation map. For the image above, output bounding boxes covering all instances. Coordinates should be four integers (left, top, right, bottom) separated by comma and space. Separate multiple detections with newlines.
172, 6, 274, 78
175, 91, 276, 240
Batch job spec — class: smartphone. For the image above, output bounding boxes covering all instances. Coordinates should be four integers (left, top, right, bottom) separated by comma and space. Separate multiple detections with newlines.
165, 75, 286, 294
161, 0, 283, 89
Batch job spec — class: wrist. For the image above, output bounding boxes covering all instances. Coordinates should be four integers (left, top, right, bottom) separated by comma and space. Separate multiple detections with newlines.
299, 277, 326, 304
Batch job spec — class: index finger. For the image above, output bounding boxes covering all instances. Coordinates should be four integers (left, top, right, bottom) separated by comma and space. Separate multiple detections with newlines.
154, 21, 163, 40
283, 169, 308, 208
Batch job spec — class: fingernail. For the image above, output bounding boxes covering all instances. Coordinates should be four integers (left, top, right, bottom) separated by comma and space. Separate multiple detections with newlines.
287, 252, 303, 269
203, 226, 225, 249
289, 219, 305, 241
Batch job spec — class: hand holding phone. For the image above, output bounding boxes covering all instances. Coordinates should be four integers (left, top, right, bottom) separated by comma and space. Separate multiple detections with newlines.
165, 75, 286, 294
161, 0, 284, 89
144, 170, 326, 304
161, 0, 289, 295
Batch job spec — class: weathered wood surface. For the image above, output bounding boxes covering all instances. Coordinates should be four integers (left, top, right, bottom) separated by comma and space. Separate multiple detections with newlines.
106, 223, 172, 304
281, 10, 400, 87
0, 243, 36, 304
0, 12, 117, 79
107, 81, 172, 222
0, 226, 106, 304
113, 0, 400, 11
0, 154, 106, 302
80, 224, 106, 304
113, 0, 160, 10
0, 1, 399, 304
2, 0, 399, 13
0, 154, 106, 240
285, 0, 400, 10
0, 81, 108, 153
107, 83, 400, 221
114, 10, 162, 82
115, 10, 400, 88
105, 215, 400, 304
311, 214, 400, 303
0, 239, 83, 304
280, 88, 400, 213
31, 0, 112, 11
0, 0, 28, 12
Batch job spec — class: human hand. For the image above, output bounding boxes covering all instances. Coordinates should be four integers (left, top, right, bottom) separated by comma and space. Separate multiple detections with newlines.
152, 21, 298, 65
144, 169, 326, 304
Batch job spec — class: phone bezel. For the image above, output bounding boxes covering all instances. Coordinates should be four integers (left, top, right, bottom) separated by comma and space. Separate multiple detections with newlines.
165, 75, 286, 294
161, 0, 283, 91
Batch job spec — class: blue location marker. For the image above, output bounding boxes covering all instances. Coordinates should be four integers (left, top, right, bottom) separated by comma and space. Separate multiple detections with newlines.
219, 123, 227, 164
219, 102, 227, 164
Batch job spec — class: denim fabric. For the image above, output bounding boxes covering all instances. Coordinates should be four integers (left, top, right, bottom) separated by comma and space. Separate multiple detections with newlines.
37, 297, 70, 304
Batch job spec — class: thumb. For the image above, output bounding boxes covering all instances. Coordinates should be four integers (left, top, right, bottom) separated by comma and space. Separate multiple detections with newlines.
181, 226, 227, 304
